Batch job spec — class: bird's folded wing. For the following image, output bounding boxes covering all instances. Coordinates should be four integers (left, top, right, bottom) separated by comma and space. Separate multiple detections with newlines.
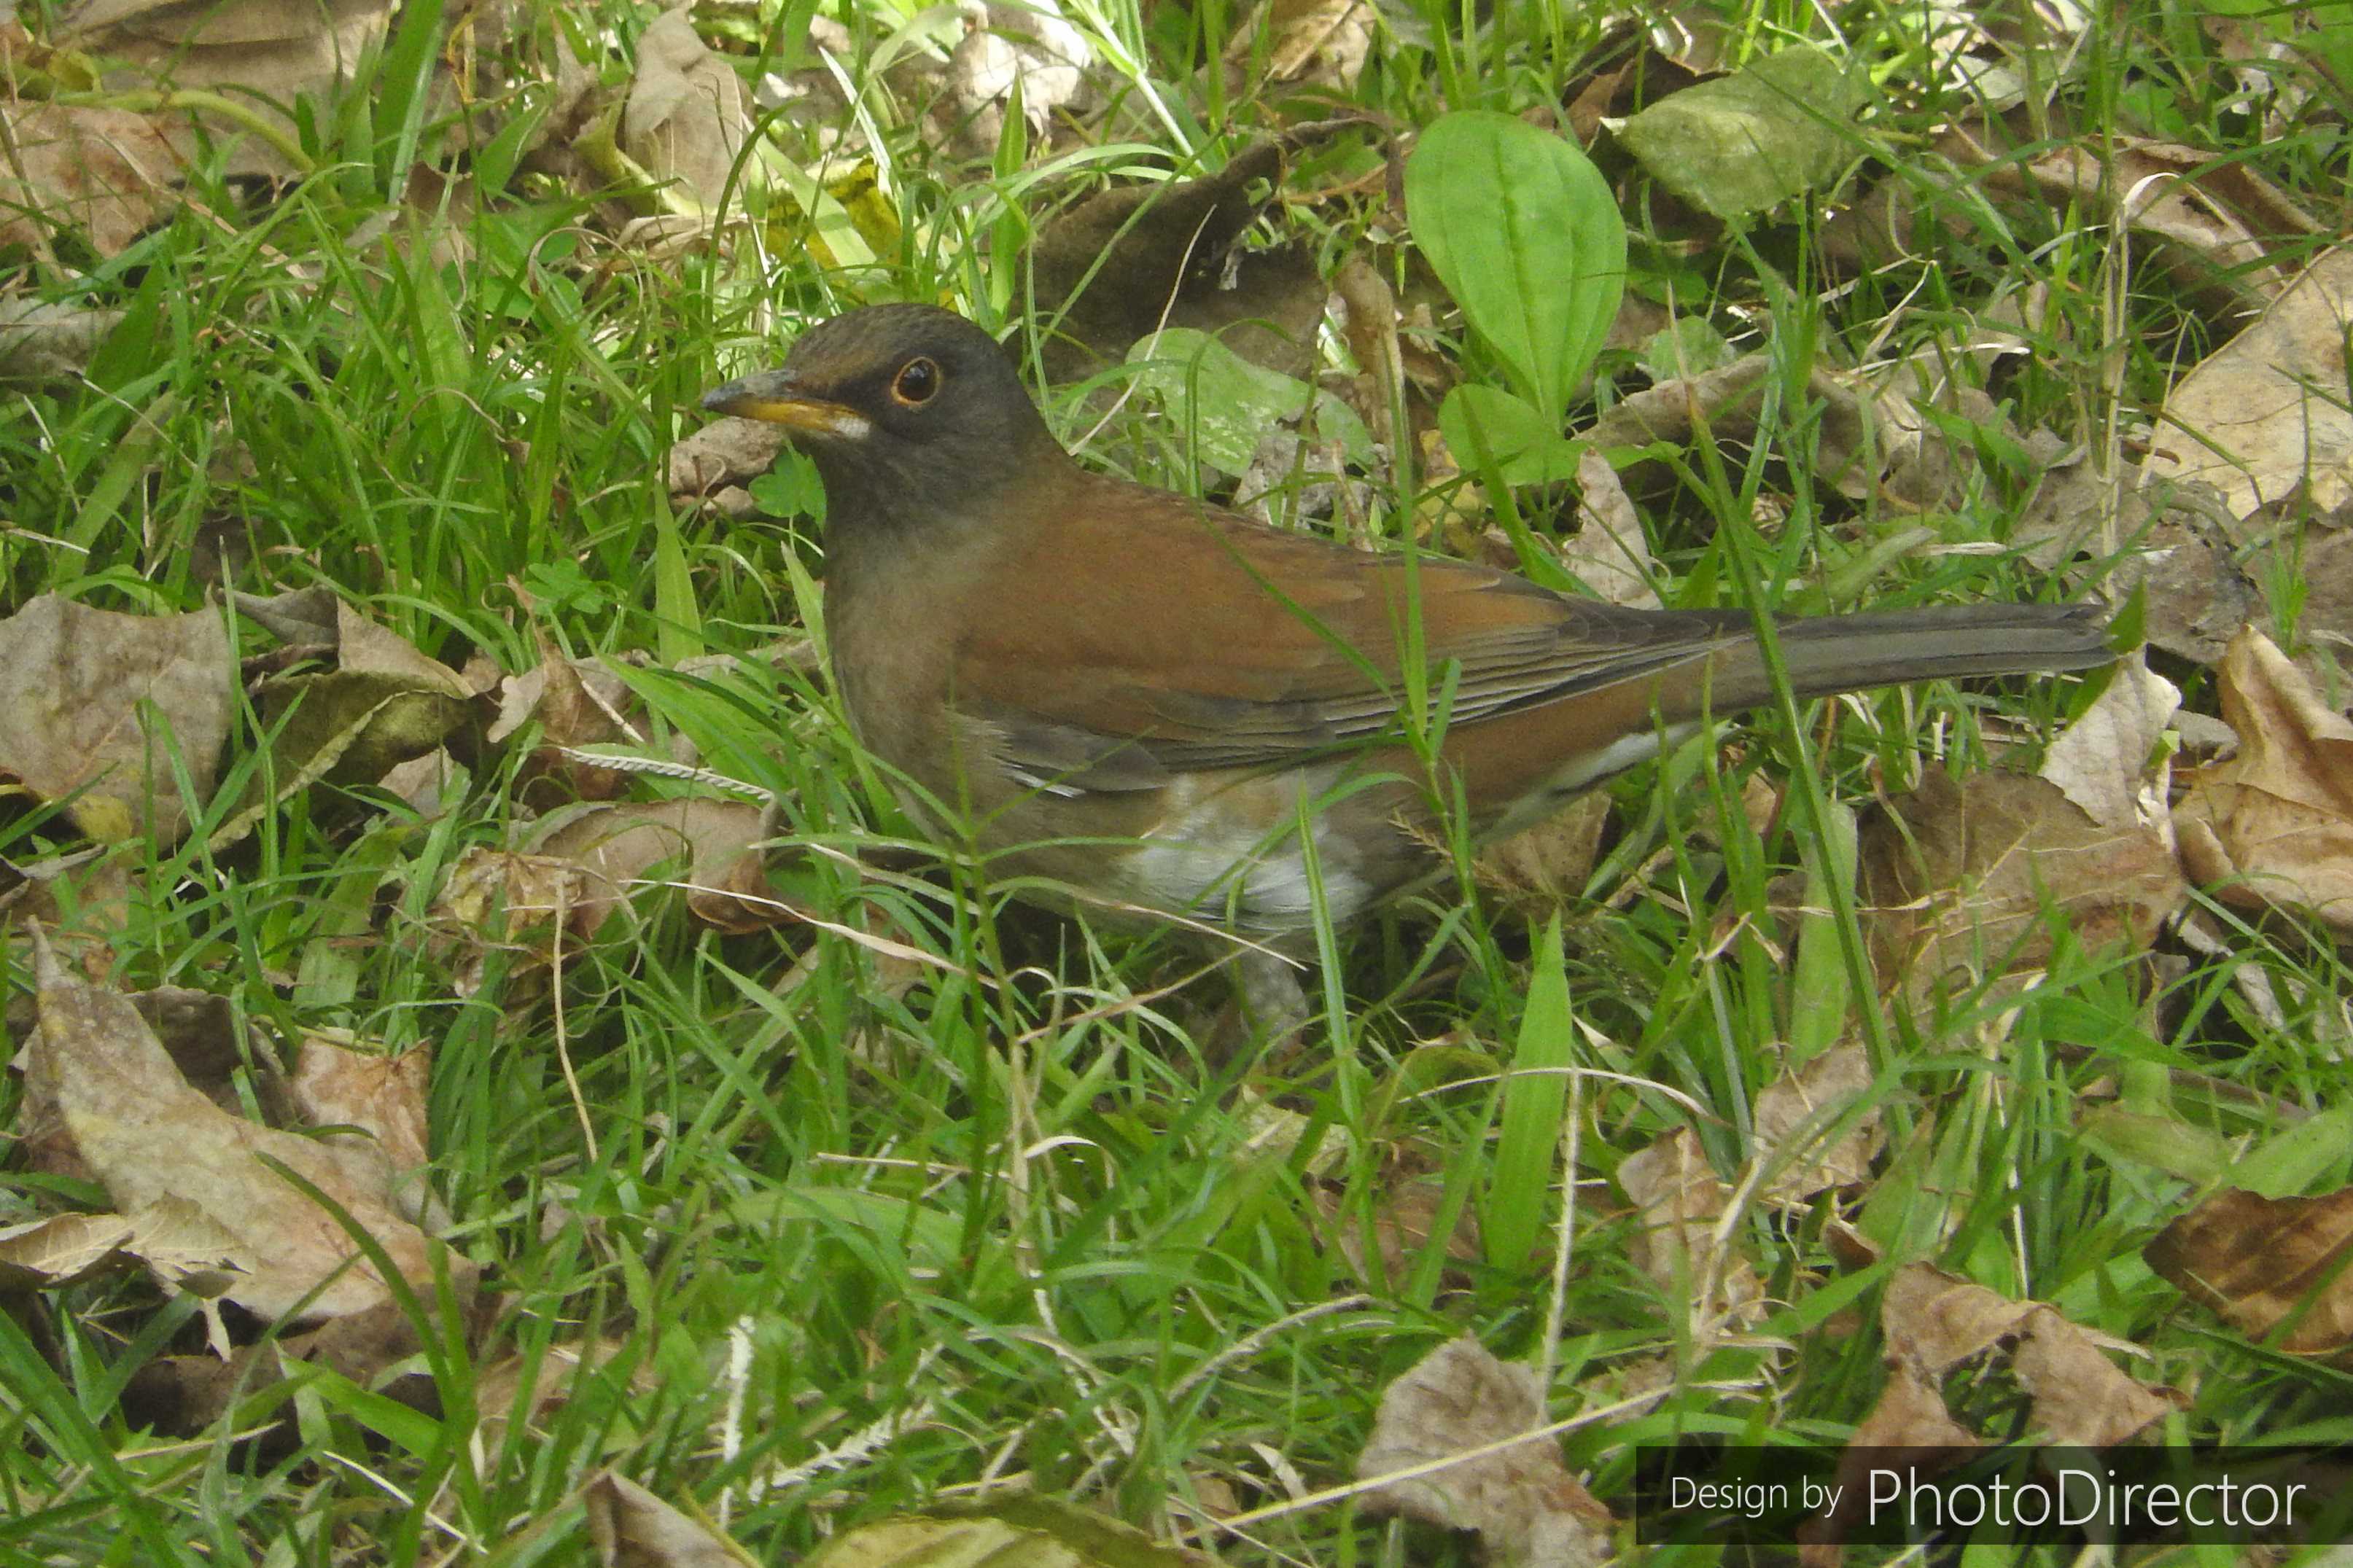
949, 485, 1744, 787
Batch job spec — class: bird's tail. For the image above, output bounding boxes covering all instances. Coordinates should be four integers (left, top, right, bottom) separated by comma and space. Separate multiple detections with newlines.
1671, 601, 2113, 719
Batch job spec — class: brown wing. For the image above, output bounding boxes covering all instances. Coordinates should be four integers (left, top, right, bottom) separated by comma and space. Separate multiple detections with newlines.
947, 471, 1748, 787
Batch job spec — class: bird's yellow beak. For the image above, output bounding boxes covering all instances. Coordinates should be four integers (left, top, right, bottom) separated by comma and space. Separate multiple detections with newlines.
699, 370, 869, 438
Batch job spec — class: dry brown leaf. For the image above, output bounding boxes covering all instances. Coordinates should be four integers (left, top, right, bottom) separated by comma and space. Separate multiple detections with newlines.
1881, 1264, 2178, 1443
1831, 119, 2319, 320
122, 1283, 489, 1437
2146, 1186, 2353, 1355
2009, 1314, 2182, 1447
288, 1037, 437, 1227
1617, 1127, 1765, 1327
927, 1, 1095, 160
2173, 628, 2353, 933
1563, 446, 1660, 609
621, 6, 752, 213
1858, 771, 2184, 996
2010, 438, 2255, 667
1753, 1045, 1883, 1203
22, 929, 462, 1323
2037, 655, 2177, 832
0, 1212, 137, 1291
1881, 1263, 2037, 1371
333, 599, 478, 695
55, 0, 397, 180
492, 641, 645, 805
475, 1338, 656, 1467
0, 103, 181, 257
531, 797, 777, 935
6, 978, 257, 1182
1798, 1364, 1981, 1562
586, 1471, 745, 1567
2149, 244, 2353, 524
0, 298, 126, 386
1854, 1361, 1982, 1452
1469, 794, 1611, 916
1356, 1337, 1616, 1568
0, 595, 233, 845
2015, 141, 2319, 313
1225, 0, 1374, 94
669, 415, 790, 499
1583, 354, 1932, 505
429, 846, 589, 996
222, 601, 476, 846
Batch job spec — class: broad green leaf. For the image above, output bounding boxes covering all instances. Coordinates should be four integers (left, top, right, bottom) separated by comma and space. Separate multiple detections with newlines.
1483, 915, 1574, 1269
1406, 111, 1626, 421
1125, 327, 1374, 476
1617, 45, 1864, 221
1438, 383, 1584, 487
2079, 1106, 2232, 1185
1641, 315, 1737, 380
2236, 1107, 2353, 1198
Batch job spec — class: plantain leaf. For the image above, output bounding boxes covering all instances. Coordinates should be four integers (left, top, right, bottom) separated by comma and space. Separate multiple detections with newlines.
1438, 383, 1584, 487
1406, 112, 1626, 423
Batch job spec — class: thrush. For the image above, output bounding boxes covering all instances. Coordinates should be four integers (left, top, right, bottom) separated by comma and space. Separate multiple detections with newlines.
703, 304, 2111, 937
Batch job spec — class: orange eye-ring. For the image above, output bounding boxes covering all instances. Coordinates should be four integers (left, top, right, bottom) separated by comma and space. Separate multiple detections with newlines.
892, 356, 941, 406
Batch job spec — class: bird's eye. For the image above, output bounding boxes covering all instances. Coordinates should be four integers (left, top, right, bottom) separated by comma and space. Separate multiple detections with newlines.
891, 356, 941, 407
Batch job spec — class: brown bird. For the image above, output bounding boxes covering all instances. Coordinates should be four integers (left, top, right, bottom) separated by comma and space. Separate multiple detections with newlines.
703, 304, 2111, 939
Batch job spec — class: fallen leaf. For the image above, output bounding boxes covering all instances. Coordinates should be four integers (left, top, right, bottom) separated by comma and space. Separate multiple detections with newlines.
0, 102, 181, 257
0, 298, 128, 386
669, 416, 789, 499
21, 929, 462, 1322
1615, 46, 1862, 221
0, 1212, 137, 1291
1224, 0, 1374, 95
925, 1, 1095, 160
1561, 446, 1660, 609
1799, 1364, 1981, 1560
2148, 244, 2353, 523
2013, 140, 2320, 317
55, 0, 398, 181
2010, 445, 2255, 666
2037, 655, 2177, 832
1617, 1127, 1765, 1328
1311, 1171, 1481, 1287
585, 1471, 743, 1567
2173, 628, 2353, 934
0, 595, 234, 845
491, 639, 646, 806
1469, 794, 1611, 916
1881, 1263, 2179, 1445
2146, 1186, 2353, 1355
1582, 354, 1933, 504
1356, 1337, 1616, 1568
531, 797, 779, 935
621, 7, 753, 213
288, 1037, 438, 1228
1753, 1045, 1883, 1202
221, 601, 476, 846
1858, 770, 2184, 996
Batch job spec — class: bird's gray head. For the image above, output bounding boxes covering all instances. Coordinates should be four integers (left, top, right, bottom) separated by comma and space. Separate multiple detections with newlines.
701, 304, 1064, 531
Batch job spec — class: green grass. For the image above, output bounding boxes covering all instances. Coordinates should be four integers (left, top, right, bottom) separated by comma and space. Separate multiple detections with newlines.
4, 0, 2352, 1562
